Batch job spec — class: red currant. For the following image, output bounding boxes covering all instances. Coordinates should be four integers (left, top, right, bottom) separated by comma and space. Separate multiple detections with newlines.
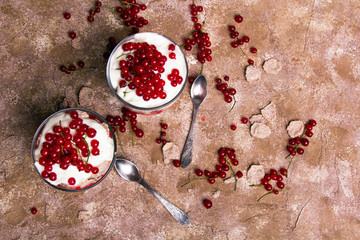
305, 131, 313, 137
68, 31, 76, 39
250, 47, 257, 53
309, 119, 317, 126
68, 177, 76, 185
203, 199, 212, 209
277, 182, 285, 189
173, 159, 181, 167
63, 12, 71, 19
264, 184, 272, 191
279, 168, 287, 176
297, 148, 304, 154
208, 178, 215, 184
230, 124, 237, 130
31, 207, 38, 214
195, 169, 203, 176
234, 15, 243, 23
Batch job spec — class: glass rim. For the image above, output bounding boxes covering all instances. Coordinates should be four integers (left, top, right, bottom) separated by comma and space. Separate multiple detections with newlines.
106, 32, 188, 112
31, 107, 117, 192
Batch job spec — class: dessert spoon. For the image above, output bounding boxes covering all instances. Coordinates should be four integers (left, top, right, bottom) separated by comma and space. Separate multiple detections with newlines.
180, 75, 208, 168
114, 158, 190, 226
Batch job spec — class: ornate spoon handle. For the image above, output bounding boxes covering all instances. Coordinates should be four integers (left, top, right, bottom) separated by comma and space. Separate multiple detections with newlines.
139, 179, 190, 226
180, 104, 199, 168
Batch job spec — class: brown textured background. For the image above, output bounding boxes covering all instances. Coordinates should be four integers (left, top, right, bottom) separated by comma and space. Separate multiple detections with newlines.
1, 0, 360, 239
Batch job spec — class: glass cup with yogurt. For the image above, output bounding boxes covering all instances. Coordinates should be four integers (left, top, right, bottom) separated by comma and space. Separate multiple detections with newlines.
31, 108, 116, 191
106, 32, 188, 115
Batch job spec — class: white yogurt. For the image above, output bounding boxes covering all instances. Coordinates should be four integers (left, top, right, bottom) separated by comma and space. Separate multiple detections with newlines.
34, 111, 114, 189
108, 32, 187, 109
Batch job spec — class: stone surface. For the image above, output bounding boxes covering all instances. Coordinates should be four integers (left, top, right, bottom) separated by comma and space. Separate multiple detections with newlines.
1, 0, 360, 239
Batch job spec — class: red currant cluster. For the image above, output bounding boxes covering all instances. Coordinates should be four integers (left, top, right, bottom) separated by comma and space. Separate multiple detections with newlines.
255, 168, 287, 201
215, 76, 237, 111
59, 61, 85, 74
115, 0, 148, 34
87, 1, 103, 23
117, 41, 180, 101
286, 119, 317, 157
228, 15, 257, 65
156, 121, 168, 145
285, 119, 317, 176
182, 147, 243, 209
106, 108, 144, 151
183, 147, 243, 189
183, 4, 212, 64
39, 111, 100, 185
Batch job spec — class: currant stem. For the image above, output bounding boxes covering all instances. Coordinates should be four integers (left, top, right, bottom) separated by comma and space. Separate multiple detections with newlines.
82, 136, 91, 165
181, 177, 207, 187
239, 47, 249, 58
285, 128, 308, 176
257, 192, 273, 202
286, 155, 295, 177
119, 0, 139, 6
226, 157, 238, 191
250, 184, 263, 187
228, 95, 236, 113
200, 63, 204, 75
117, 51, 134, 59
115, 129, 126, 155
127, 121, 135, 147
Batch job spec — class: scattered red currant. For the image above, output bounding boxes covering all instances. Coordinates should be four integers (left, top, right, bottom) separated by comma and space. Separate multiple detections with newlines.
31, 207, 38, 215
63, 12, 71, 19
203, 199, 212, 209
173, 159, 181, 167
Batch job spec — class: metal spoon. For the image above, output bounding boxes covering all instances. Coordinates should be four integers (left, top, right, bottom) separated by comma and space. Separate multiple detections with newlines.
114, 158, 190, 226
180, 75, 208, 168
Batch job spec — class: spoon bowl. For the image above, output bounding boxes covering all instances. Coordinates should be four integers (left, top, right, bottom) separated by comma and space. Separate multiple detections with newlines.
114, 158, 141, 182
191, 75, 207, 106
180, 75, 208, 168
114, 158, 190, 225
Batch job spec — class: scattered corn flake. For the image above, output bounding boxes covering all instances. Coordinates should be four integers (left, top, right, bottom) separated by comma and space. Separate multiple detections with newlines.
261, 101, 277, 123
287, 120, 304, 138
250, 122, 271, 138
247, 164, 265, 185
245, 65, 262, 83
162, 142, 180, 164
263, 58, 282, 74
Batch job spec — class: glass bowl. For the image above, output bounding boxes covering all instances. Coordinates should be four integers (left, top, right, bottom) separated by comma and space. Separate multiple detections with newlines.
31, 107, 117, 192
106, 32, 188, 115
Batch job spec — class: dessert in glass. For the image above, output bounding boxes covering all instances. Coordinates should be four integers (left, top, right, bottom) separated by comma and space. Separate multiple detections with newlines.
106, 32, 188, 115
31, 108, 116, 191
